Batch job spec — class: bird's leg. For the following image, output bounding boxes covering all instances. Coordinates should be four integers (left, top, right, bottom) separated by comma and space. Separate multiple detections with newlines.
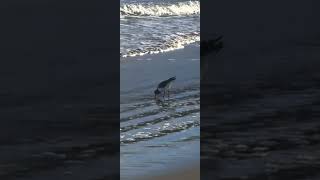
168, 90, 170, 99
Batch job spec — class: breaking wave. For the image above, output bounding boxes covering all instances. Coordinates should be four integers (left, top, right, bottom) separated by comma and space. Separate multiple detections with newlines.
120, 1, 200, 17
120, 31, 200, 58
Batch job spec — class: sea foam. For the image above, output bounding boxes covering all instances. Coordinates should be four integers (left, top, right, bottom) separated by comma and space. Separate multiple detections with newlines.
120, 1, 200, 17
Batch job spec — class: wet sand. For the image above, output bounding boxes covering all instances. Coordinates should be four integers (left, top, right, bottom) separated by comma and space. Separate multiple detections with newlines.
139, 165, 200, 180
121, 44, 200, 179
120, 44, 200, 103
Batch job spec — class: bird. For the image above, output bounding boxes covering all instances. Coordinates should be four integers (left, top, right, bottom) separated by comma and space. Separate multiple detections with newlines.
154, 76, 176, 102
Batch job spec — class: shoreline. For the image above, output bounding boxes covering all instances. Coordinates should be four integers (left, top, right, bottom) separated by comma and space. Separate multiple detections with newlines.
120, 44, 200, 103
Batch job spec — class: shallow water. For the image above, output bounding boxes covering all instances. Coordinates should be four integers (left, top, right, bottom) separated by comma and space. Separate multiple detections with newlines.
120, 45, 200, 179
120, 85, 199, 179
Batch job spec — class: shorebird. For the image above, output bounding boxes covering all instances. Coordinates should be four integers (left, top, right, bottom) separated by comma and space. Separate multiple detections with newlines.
154, 76, 176, 101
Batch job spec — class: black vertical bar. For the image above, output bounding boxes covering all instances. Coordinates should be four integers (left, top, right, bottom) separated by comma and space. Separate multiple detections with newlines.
202, 0, 320, 179
0, 0, 120, 179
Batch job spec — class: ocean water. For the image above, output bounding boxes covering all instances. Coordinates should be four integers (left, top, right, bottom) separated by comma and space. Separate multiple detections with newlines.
120, 0, 200, 57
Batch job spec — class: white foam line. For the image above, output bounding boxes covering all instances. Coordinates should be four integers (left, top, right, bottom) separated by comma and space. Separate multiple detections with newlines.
121, 31, 200, 58
120, 1, 200, 17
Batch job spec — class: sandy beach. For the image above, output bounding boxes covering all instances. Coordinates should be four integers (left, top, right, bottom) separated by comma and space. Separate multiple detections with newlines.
121, 45, 200, 102
120, 44, 200, 179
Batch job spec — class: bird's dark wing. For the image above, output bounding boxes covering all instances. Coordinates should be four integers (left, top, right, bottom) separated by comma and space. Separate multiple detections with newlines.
158, 77, 176, 88
158, 80, 169, 88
